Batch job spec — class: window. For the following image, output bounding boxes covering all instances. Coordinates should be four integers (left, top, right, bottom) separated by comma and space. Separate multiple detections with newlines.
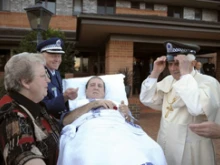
106, 1, 115, 14
74, 56, 89, 73
131, 2, 139, 9
97, 0, 115, 14
195, 8, 202, 20
97, 0, 105, 14
74, 53, 105, 75
0, 0, 10, 11
73, 0, 82, 14
145, 3, 153, 10
38, 0, 56, 14
168, 6, 183, 18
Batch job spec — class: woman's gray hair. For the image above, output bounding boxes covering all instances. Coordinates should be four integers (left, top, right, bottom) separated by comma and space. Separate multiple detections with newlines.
4, 52, 46, 92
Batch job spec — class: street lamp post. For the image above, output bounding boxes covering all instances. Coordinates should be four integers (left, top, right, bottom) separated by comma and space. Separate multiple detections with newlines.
24, 0, 53, 45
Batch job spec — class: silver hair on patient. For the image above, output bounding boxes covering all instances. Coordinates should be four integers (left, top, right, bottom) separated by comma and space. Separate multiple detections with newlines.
4, 52, 45, 92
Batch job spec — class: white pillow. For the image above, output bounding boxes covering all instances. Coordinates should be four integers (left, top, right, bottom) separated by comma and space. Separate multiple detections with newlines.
62, 74, 128, 110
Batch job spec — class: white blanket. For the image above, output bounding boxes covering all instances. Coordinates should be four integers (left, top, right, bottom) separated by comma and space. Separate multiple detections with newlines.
57, 105, 167, 165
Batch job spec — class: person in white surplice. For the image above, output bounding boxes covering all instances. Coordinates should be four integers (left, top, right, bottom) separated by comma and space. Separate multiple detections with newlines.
139, 40, 220, 165
57, 76, 167, 165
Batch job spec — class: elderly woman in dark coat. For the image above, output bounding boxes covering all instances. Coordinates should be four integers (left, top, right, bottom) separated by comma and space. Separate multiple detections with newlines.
0, 52, 60, 165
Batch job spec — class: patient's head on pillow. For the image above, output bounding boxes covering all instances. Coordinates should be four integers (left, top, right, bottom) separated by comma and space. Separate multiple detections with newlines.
85, 76, 105, 99
62, 74, 128, 110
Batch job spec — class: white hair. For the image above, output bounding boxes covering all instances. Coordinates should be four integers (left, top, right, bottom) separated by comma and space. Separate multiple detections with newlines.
4, 52, 45, 92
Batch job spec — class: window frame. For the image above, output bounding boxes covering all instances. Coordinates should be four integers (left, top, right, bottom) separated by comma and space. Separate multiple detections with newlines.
168, 6, 183, 19
74, 55, 89, 73
131, 1, 140, 9
0, 0, 10, 11
194, 8, 202, 21
73, 0, 82, 14
97, 0, 115, 15
38, 0, 56, 14
145, 3, 154, 10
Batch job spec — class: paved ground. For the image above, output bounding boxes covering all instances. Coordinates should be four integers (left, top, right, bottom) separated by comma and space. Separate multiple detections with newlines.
138, 109, 220, 165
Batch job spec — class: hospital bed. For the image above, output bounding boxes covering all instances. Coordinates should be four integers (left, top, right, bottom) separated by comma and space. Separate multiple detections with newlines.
57, 74, 167, 165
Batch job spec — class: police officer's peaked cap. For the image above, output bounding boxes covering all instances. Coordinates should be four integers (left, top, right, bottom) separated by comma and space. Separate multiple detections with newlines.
37, 37, 65, 54
164, 40, 200, 61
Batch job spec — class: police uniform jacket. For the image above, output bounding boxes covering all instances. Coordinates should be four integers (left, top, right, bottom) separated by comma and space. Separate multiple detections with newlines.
42, 68, 68, 119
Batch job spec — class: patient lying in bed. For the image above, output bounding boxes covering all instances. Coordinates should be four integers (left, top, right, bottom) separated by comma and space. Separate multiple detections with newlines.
58, 75, 167, 165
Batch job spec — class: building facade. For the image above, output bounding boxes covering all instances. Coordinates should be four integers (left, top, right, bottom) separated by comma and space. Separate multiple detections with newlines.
1, 0, 220, 94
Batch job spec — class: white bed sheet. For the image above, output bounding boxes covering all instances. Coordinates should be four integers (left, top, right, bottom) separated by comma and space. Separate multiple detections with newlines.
57, 108, 167, 165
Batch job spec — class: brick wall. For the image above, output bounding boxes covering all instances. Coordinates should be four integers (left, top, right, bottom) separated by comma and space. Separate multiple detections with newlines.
0, 12, 76, 31
128, 96, 157, 115
0, 12, 30, 28
50, 15, 77, 30
105, 40, 133, 74
116, 7, 167, 16
128, 95, 141, 105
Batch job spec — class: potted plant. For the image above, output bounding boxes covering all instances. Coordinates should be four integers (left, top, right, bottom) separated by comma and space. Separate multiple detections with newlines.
117, 67, 133, 98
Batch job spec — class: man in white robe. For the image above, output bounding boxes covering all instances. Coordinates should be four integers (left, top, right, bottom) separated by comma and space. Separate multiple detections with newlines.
140, 40, 220, 165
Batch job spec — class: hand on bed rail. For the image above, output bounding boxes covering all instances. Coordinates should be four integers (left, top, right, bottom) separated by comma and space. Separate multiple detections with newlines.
119, 101, 138, 123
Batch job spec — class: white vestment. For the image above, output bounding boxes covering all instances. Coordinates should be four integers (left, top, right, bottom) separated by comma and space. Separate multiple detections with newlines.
57, 99, 167, 165
140, 70, 220, 165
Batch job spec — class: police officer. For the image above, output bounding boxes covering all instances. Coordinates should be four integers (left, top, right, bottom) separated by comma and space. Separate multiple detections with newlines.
203, 57, 216, 77
37, 37, 78, 119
